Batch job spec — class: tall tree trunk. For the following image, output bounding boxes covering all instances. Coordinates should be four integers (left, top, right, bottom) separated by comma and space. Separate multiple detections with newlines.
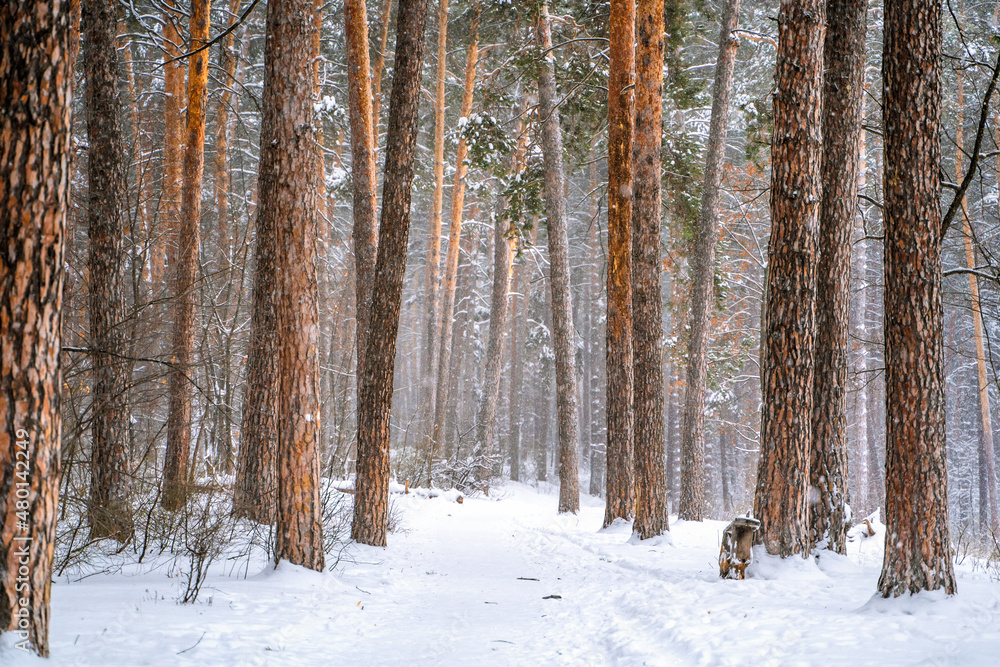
679, 0, 740, 523
604, 0, 636, 527
353, 0, 431, 547
848, 131, 869, 513
83, 0, 133, 541
865, 227, 884, 514
0, 0, 74, 654
345, 0, 379, 388
954, 71, 1000, 535
163, 0, 211, 510
473, 188, 516, 479
258, 0, 327, 570
158, 1, 185, 288
215, 0, 242, 259
431, 9, 480, 475
507, 224, 539, 482
753, 0, 823, 557
311, 0, 328, 226
809, 0, 866, 554
631, 0, 671, 537
372, 0, 394, 161
535, 4, 581, 514
877, 0, 955, 597
421, 0, 450, 464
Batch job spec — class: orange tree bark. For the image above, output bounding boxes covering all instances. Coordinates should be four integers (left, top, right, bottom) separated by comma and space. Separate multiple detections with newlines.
753, 0, 823, 557
353, 0, 431, 547
431, 8, 480, 475
631, 0, 669, 538
158, 0, 185, 288
420, 0, 450, 461
83, 0, 133, 541
0, 0, 74, 654
679, 0, 741, 523
604, 0, 636, 527
163, 0, 210, 510
261, 0, 327, 571
345, 0, 379, 388
877, 0, 955, 597
809, 0, 866, 554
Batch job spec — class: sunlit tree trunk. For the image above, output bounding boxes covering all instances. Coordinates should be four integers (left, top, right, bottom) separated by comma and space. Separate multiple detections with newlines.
877, 0, 956, 597
83, 0, 133, 541
631, 0, 670, 537
353, 0, 431, 547
163, 0, 211, 510
372, 0, 394, 160
604, 0, 636, 526
753, 0, 823, 557
345, 0, 379, 387
431, 8, 480, 475
420, 0, 450, 466
809, 0, 866, 554
0, 0, 74, 654
260, 0, 327, 570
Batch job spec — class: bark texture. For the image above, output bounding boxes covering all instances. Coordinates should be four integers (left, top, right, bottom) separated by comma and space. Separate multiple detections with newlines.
809, 0, 866, 554
83, 0, 133, 541
261, 0, 327, 571
753, 0, 824, 557
0, 0, 74, 654
157, 1, 185, 287
163, 0, 210, 510
679, 0, 741, 523
631, 0, 670, 537
877, 0, 956, 596
345, 0, 379, 386
605, 0, 636, 526
353, 0, 431, 547
534, 5, 580, 513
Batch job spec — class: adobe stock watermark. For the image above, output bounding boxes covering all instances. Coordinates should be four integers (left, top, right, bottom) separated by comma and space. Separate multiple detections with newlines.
12, 427, 34, 652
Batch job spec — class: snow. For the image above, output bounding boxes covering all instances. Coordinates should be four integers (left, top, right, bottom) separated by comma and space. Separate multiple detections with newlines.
5, 483, 1000, 665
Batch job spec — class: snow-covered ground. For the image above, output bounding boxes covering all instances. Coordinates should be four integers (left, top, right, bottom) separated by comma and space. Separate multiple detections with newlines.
6, 482, 1000, 666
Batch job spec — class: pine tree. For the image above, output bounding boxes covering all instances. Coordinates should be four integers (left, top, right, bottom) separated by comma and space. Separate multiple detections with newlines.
877, 0, 956, 597
605, 0, 636, 527
632, 0, 670, 537
0, 0, 75, 653
83, 0, 133, 541
353, 0, 432, 546
809, 0, 866, 554
753, 0, 824, 557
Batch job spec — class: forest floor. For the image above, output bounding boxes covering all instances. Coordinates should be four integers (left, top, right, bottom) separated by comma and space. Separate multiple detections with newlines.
6, 482, 1000, 666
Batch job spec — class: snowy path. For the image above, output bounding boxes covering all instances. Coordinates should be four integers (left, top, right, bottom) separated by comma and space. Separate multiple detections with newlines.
7, 483, 1000, 665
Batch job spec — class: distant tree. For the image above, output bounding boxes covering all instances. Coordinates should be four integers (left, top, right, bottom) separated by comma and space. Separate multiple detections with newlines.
156, 0, 185, 287
535, 2, 581, 514
753, 0, 824, 557
678, 0, 741, 523
605, 0, 636, 527
164, 0, 211, 510
83, 0, 133, 541
431, 6, 481, 478
353, 0, 432, 546
0, 0, 75, 654
877, 0, 955, 597
809, 0, 866, 554
632, 0, 670, 537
